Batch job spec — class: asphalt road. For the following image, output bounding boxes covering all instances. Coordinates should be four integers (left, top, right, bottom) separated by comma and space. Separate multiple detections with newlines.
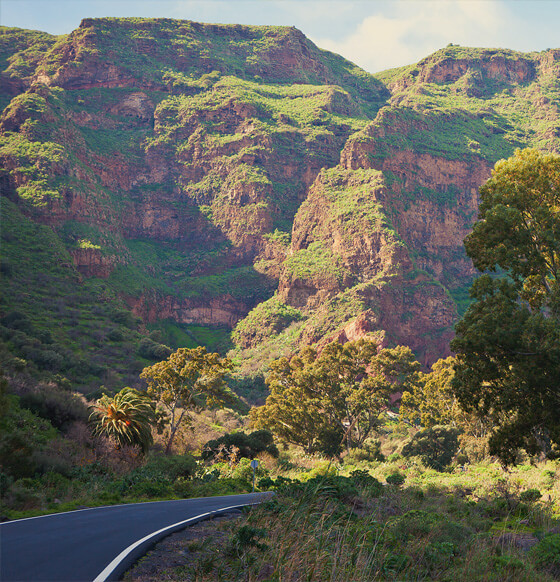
0, 493, 267, 582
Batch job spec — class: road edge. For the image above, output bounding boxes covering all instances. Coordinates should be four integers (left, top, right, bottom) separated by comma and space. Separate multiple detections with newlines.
93, 502, 260, 582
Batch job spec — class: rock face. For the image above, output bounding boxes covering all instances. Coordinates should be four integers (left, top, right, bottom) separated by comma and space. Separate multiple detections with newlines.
1, 20, 559, 378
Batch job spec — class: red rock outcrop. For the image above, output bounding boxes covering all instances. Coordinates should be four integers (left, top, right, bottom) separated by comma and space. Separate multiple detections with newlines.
125, 293, 249, 328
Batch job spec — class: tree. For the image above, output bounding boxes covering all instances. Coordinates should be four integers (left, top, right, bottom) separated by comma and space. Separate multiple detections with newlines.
401, 357, 486, 434
89, 387, 155, 453
401, 426, 460, 471
140, 346, 234, 454
250, 352, 325, 454
451, 148, 560, 463
251, 339, 420, 455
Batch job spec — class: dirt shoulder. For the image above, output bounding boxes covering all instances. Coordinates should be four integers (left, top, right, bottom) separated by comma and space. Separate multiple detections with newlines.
122, 511, 244, 581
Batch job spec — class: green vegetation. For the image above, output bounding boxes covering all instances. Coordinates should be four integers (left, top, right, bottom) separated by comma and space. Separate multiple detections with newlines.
0, 200, 158, 392
201, 429, 279, 462
35, 18, 386, 110
147, 320, 232, 354
452, 149, 560, 464
251, 340, 420, 455
0, 132, 67, 206
373, 46, 560, 164
232, 296, 303, 348
284, 241, 350, 285
0, 27, 59, 110
169, 76, 369, 134
122, 448, 560, 582
89, 387, 156, 453
3, 19, 556, 385
141, 347, 235, 453
401, 356, 466, 429
401, 425, 461, 471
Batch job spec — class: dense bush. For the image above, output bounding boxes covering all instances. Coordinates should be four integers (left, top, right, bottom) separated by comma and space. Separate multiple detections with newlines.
1, 311, 33, 333
344, 438, 385, 464
402, 425, 460, 471
530, 534, 560, 577
0, 396, 57, 478
19, 385, 89, 431
282, 473, 383, 501
520, 488, 541, 503
110, 454, 197, 498
386, 472, 406, 487
314, 425, 345, 458
201, 429, 279, 462
231, 457, 270, 485
232, 297, 304, 348
142, 454, 198, 480
137, 337, 172, 361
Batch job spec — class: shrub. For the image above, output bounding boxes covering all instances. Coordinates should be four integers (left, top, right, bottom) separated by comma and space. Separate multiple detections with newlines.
20, 385, 89, 431
107, 329, 124, 342
142, 454, 198, 480
0, 471, 13, 496
304, 461, 338, 480
402, 425, 460, 471
387, 509, 472, 549
39, 471, 71, 497
257, 476, 275, 490
302, 475, 359, 501
529, 534, 560, 577
227, 525, 268, 557
0, 397, 57, 478
173, 477, 192, 497
232, 296, 303, 348
459, 433, 490, 463
1, 311, 33, 333
386, 472, 406, 487
201, 430, 279, 462
8, 478, 43, 509
129, 479, 173, 498
137, 337, 172, 360
344, 439, 385, 463
519, 488, 541, 503
231, 457, 269, 485
315, 425, 345, 458
349, 469, 384, 496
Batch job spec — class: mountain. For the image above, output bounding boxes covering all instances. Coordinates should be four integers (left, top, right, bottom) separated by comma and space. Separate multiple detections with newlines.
1, 19, 559, 396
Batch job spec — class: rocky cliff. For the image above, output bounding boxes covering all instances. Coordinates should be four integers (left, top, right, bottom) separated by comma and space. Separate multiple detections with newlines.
1, 20, 559, 392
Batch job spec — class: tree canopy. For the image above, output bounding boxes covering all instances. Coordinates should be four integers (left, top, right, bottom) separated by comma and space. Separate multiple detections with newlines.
451, 148, 560, 463
401, 357, 463, 429
140, 346, 234, 454
251, 339, 420, 455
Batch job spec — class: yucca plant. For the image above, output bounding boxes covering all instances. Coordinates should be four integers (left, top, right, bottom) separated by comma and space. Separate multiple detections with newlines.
89, 387, 155, 453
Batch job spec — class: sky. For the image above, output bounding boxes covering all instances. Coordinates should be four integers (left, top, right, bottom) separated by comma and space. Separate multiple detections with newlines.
2, 0, 560, 74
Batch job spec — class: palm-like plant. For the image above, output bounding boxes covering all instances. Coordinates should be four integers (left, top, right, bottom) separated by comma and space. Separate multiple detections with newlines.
89, 387, 155, 453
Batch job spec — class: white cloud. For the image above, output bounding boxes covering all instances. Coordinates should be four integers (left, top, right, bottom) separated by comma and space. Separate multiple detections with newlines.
311, 0, 515, 73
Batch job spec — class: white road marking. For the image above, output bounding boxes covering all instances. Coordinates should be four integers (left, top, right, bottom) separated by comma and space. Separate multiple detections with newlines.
92, 503, 258, 582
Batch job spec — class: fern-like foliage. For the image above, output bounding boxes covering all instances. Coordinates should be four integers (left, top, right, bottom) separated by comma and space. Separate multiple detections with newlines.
89, 387, 155, 453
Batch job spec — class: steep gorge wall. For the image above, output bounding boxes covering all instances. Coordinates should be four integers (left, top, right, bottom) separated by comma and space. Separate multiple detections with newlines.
1, 21, 560, 379
234, 45, 560, 369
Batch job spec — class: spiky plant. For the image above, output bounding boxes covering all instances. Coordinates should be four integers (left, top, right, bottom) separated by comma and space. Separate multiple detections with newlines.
89, 387, 155, 453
